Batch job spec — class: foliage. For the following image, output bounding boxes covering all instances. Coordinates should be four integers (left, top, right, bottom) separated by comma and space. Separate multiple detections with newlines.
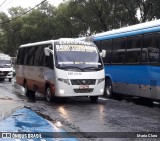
0, 0, 159, 56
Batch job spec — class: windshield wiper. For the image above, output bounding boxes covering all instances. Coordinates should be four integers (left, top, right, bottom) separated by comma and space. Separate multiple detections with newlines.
82, 66, 102, 70
60, 66, 85, 71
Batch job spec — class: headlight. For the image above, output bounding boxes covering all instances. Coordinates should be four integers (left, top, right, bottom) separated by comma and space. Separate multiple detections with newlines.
59, 89, 65, 94
8, 71, 13, 75
58, 78, 70, 85
97, 78, 105, 84
100, 88, 104, 93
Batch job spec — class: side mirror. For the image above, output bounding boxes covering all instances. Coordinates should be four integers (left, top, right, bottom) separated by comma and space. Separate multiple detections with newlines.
44, 47, 54, 56
100, 50, 106, 58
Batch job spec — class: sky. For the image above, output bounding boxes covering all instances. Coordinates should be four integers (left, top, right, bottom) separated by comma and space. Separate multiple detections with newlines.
0, 0, 64, 13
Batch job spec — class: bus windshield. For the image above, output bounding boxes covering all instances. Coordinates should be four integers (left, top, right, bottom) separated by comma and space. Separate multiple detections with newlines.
55, 42, 103, 71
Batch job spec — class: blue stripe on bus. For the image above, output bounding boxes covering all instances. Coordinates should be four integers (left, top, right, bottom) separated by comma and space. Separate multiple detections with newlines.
104, 65, 160, 86
94, 26, 160, 41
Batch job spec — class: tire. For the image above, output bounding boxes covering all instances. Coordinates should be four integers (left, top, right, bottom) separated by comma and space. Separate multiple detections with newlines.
24, 82, 29, 97
90, 96, 98, 102
45, 86, 53, 102
24, 82, 35, 99
104, 79, 113, 98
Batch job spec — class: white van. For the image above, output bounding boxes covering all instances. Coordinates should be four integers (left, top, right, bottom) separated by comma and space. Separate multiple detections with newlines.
16, 39, 105, 102
0, 53, 14, 82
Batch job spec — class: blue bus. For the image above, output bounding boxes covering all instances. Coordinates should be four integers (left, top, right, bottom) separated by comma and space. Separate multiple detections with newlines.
79, 19, 160, 101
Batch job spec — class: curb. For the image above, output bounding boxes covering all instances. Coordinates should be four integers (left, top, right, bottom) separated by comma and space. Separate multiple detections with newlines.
0, 87, 24, 121
0, 105, 24, 121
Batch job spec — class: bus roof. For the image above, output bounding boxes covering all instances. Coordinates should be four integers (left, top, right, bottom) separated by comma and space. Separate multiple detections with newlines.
20, 40, 55, 48
19, 38, 94, 48
93, 19, 160, 41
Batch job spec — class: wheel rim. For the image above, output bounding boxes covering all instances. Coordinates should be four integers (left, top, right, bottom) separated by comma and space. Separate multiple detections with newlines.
46, 88, 52, 102
106, 83, 112, 96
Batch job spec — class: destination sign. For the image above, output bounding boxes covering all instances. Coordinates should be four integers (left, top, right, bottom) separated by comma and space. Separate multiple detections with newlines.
56, 45, 97, 53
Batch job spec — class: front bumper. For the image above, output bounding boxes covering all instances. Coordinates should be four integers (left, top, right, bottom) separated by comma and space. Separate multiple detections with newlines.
0, 71, 13, 79
55, 80, 105, 97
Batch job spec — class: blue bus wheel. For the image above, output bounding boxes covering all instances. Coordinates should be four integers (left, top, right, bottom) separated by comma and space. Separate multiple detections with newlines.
105, 79, 113, 98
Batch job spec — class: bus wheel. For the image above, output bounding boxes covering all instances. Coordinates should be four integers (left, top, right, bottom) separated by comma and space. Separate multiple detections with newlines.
104, 79, 113, 98
24, 82, 35, 99
24, 82, 30, 97
45, 87, 53, 102
90, 96, 98, 103
9, 78, 12, 82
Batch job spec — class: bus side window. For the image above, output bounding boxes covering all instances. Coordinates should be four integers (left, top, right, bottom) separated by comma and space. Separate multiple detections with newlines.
143, 33, 159, 63
45, 53, 53, 69
17, 48, 25, 65
142, 51, 147, 62
42, 44, 54, 69
24, 48, 30, 65
94, 41, 102, 52
126, 36, 141, 64
112, 38, 126, 64
95, 40, 112, 64
34, 45, 45, 66
27, 47, 35, 66
126, 51, 140, 63
101, 40, 112, 64
39, 48, 45, 66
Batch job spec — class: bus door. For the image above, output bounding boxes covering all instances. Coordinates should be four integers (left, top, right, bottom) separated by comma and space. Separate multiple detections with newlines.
36, 45, 54, 95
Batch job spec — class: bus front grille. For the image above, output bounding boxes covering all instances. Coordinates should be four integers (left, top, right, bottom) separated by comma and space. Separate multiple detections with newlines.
0, 71, 9, 76
71, 79, 96, 85
74, 88, 94, 93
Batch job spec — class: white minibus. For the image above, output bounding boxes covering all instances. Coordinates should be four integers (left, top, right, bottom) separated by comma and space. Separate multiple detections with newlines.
16, 39, 105, 102
0, 53, 14, 82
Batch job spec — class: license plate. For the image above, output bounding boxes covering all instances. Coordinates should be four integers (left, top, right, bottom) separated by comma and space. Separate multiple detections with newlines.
79, 85, 89, 89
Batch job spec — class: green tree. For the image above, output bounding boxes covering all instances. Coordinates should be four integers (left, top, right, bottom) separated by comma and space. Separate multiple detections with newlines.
148, 0, 160, 20
0, 0, 159, 56
0, 12, 9, 52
